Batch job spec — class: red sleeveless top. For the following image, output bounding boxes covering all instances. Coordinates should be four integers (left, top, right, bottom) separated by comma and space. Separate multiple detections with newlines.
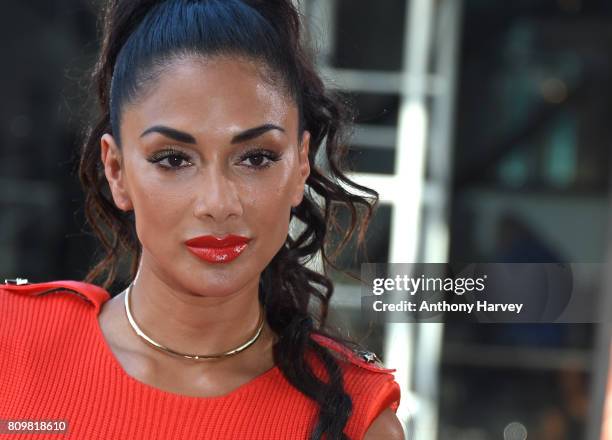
0, 280, 401, 439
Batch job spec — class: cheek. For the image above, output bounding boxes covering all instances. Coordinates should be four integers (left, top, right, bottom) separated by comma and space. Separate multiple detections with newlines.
242, 169, 295, 237
129, 173, 189, 244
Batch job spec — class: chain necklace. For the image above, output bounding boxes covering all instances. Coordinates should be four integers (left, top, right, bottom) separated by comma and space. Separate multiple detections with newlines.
123, 282, 265, 361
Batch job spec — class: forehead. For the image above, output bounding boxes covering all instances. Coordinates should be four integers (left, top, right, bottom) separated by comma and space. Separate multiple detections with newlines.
121, 55, 298, 141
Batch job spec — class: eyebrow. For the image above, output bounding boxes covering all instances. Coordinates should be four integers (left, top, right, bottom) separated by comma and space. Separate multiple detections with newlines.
139, 123, 285, 144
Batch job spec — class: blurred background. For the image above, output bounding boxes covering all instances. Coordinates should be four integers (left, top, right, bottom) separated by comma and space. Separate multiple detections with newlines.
0, 0, 611, 439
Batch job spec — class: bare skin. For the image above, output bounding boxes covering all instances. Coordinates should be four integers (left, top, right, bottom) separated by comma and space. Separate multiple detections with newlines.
98, 54, 402, 437
98, 285, 279, 398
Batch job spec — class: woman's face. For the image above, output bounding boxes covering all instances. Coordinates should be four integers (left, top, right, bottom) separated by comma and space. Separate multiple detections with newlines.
100, 56, 310, 297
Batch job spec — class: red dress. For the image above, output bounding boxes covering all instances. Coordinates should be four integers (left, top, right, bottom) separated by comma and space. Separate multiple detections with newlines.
0, 280, 401, 439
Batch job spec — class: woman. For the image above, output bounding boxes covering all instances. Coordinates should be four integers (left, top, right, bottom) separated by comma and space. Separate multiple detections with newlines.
0, 0, 402, 439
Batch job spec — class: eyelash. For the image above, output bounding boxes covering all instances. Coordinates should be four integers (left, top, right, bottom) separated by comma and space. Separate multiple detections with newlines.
146, 147, 282, 171
240, 148, 282, 169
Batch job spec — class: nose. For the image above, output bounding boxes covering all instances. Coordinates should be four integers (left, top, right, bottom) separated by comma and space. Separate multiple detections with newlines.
192, 166, 243, 222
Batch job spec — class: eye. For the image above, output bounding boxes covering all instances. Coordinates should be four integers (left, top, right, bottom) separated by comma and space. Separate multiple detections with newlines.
239, 148, 282, 169
147, 149, 193, 170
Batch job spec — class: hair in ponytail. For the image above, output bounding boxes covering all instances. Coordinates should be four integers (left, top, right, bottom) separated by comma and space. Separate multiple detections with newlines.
78, 1, 379, 438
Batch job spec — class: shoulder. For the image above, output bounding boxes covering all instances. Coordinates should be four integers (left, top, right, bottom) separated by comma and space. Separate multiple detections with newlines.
309, 331, 400, 381
0, 278, 111, 337
309, 333, 402, 437
310, 333, 397, 375
0, 278, 110, 309
0, 279, 112, 389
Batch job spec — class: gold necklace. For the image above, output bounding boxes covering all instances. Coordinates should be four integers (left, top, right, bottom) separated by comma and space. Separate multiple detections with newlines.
123, 282, 265, 361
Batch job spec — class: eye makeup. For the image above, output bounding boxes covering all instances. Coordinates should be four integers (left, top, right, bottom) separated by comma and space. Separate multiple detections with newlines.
145, 146, 283, 171
146, 147, 193, 170
237, 148, 282, 169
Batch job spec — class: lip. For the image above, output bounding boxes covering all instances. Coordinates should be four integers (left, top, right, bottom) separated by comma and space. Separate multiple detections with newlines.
184, 234, 251, 264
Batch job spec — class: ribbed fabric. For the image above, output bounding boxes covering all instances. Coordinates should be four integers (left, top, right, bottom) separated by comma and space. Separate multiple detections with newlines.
0, 281, 400, 439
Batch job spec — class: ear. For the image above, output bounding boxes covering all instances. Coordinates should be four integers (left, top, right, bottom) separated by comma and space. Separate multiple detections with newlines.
100, 133, 133, 211
291, 130, 311, 208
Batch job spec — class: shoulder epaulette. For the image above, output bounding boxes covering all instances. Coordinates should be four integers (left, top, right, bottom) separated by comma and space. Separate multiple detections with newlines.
310, 333, 396, 374
1, 278, 110, 314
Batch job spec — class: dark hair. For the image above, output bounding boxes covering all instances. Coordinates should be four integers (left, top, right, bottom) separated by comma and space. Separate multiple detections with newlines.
78, 1, 379, 438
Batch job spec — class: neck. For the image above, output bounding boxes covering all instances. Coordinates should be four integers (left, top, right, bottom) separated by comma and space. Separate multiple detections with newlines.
126, 260, 269, 362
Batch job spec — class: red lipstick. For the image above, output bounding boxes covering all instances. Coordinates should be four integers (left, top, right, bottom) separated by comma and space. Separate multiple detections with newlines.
184, 234, 251, 264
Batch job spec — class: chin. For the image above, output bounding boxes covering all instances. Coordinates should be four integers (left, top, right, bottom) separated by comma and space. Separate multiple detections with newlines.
184, 271, 254, 296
